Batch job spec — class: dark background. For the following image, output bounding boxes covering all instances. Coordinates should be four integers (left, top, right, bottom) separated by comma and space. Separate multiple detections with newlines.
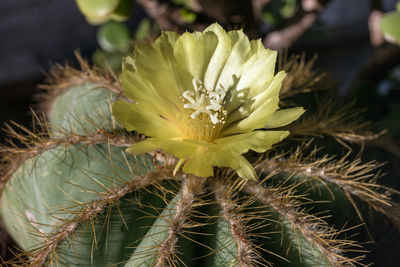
0, 0, 397, 129
0, 0, 146, 137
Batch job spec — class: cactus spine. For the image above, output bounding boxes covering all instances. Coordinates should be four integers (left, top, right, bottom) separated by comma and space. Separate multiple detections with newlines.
0, 55, 397, 266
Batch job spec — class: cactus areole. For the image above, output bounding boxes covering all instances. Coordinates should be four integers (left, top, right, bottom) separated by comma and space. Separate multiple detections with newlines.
0, 22, 395, 267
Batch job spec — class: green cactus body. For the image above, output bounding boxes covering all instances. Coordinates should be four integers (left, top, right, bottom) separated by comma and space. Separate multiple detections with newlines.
48, 83, 116, 135
0, 59, 397, 266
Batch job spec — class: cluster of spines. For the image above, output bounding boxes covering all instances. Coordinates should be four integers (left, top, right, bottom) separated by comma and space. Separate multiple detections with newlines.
0, 54, 398, 267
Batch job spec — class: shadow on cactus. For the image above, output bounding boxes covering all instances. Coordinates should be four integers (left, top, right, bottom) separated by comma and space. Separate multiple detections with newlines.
0, 24, 399, 266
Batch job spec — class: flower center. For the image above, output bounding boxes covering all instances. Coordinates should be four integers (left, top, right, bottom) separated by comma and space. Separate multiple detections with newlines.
179, 78, 229, 142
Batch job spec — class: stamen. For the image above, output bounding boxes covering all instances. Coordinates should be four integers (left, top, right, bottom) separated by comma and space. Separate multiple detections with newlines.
182, 90, 195, 104
182, 78, 228, 125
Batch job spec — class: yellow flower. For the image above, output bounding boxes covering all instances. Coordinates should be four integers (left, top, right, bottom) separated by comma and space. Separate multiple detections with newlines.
112, 23, 304, 179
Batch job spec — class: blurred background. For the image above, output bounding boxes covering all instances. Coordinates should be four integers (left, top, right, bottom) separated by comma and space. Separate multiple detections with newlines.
0, 0, 399, 140
1, 0, 400, 265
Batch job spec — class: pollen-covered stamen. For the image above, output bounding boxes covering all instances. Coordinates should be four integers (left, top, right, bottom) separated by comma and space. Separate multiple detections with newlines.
182, 78, 228, 125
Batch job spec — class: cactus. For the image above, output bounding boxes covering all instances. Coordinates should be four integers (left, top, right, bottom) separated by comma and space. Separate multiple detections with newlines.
0, 40, 399, 267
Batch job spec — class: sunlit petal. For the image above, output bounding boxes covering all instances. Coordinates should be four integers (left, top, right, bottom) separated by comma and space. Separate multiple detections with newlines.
112, 23, 303, 179
265, 107, 306, 128
112, 100, 182, 138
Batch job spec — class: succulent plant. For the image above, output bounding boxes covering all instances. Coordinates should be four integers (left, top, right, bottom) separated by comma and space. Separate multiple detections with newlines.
380, 7, 400, 46
0, 25, 398, 267
75, 0, 134, 25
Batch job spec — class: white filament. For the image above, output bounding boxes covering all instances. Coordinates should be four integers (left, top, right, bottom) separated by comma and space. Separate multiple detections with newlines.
182, 78, 228, 124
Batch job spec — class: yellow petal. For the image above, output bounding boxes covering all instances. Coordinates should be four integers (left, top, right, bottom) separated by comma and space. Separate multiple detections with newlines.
173, 158, 186, 176
204, 146, 256, 180
122, 71, 175, 118
264, 107, 305, 128
156, 31, 179, 47
203, 23, 232, 90
174, 31, 218, 81
235, 155, 257, 180
222, 97, 279, 135
182, 153, 214, 177
113, 23, 301, 180
217, 30, 251, 88
225, 71, 285, 126
112, 100, 182, 138
200, 31, 221, 80
237, 49, 277, 97
174, 32, 205, 80
126, 139, 159, 155
250, 71, 286, 110
142, 138, 205, 159
216, 130, 289, 154
250, 38, 265, 54
133, 43, 181, 100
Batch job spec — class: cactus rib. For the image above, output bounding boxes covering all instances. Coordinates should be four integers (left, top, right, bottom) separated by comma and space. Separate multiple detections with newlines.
0, 126, 135, 197
256, 149, 396, 218
1, 54, 398, 266
26, 167, 174, 266
38, 52, 125, 113
154, 176, 205, 267
243, 181, 362, 267
213, 179, 259, 267
288, 100, 383, 145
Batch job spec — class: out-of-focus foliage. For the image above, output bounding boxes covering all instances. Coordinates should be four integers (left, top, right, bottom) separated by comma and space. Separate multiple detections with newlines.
75, 0, 133, 25
376, 66, 400, 137
133, 18, 152, 41
263, 0, 298, 25
380, 2, 400, 45
97, 22, 131, 53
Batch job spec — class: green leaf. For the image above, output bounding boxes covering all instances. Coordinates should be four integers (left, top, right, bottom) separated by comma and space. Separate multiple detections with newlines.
180, 8, 197, 23
111, 0, 134, 22
280, 0, 297, 18
380, 11, 400, 45
75, 0, 120, 25
92, 49, 124, 72
134, 19, 152, 41
97, 22, 131, 53
172, 0, 196, 9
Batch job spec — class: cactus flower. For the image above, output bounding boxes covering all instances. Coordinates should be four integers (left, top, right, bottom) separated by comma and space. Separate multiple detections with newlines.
112, 23, 304, 179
